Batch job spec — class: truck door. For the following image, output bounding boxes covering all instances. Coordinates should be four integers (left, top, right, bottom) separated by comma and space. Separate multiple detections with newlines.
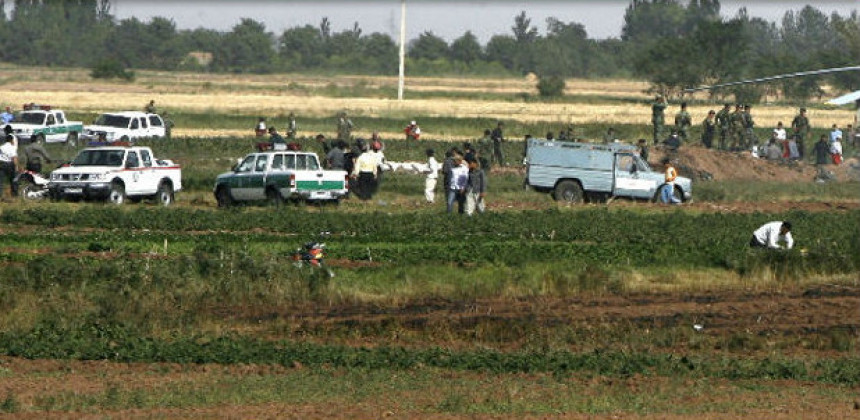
138, 149, 158, 194
124, 151, 143, 195
248, 154, 269, 200
613, 153, 655, 199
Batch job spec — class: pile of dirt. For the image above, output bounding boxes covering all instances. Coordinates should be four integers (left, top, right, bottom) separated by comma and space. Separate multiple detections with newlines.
651, 146, 858, 182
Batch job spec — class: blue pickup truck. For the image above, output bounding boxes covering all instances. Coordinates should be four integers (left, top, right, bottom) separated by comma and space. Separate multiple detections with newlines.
526, 139, 692, 203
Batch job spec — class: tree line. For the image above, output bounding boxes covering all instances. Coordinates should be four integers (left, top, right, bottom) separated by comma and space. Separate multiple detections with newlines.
0, 0, 857, 102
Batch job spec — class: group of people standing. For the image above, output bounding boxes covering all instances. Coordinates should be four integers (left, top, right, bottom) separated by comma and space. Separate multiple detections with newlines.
426, 146, 486, 216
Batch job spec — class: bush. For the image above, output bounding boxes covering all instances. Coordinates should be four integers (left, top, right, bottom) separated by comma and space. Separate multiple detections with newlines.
537, 75, 566, 97
90, 59, 135, 81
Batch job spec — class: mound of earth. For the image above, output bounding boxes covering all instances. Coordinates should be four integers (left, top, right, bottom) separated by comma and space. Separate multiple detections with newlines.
651, 146, 859, 182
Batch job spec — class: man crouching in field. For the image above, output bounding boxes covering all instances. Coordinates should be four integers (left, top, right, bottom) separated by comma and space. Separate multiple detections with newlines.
750, 221, 793, 249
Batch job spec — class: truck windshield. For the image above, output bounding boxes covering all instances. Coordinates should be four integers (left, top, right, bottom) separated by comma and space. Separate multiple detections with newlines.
634, 156, 651, 172
94, 114, 131, 128
19, 112, 46, 125
72, 150, 125, 167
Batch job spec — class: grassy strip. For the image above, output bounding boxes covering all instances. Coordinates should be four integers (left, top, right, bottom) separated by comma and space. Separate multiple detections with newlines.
1, 325, 858, 386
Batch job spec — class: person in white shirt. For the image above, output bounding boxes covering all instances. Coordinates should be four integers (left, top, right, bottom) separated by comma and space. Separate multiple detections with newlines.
0, 134, 18, 198
423, 148, 440, 204
352, 143, 378, 200
750, 221, 793, 249
773, 121, 787, 142
830, 135, 843, 165
446, 154, 468, 214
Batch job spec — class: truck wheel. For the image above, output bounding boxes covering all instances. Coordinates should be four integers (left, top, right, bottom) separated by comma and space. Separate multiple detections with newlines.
66, 132, 78, 147
553, 180, 584, 203
215, 186, 234, 207
265, 187, 283, 207
109, 182, 126, 205
157, 182, 174, 206
17, 178, 40, 200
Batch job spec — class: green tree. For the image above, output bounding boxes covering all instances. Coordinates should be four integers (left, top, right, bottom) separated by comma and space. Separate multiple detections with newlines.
485, 35, 517, 70
278, 25, 324, 69
212, 18, 277, 73
408, 31, 449, 60
449, 31, 482, 64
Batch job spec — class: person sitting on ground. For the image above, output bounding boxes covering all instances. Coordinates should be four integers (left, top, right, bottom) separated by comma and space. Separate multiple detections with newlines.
663, 129, 681, 151
750, 221, 793, 249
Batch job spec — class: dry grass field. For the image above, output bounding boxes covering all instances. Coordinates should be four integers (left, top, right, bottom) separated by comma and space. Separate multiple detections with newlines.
0, 64, 855, 133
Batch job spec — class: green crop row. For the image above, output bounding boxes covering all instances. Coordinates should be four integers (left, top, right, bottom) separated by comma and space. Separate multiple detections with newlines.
1, 322, 858, 385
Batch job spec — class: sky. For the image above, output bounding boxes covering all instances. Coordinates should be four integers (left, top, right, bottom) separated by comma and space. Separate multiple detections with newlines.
110, 0, 858, 43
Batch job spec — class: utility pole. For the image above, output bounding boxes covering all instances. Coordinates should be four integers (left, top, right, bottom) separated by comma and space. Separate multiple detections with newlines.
397, 0, 406, 101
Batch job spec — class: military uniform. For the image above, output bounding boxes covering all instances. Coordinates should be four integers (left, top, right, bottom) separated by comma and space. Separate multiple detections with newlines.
729, 106, 744, 150
336, 113, 353, 141
741, 106, 755, 149
651, 98, 667, 145
476, 132, 493, 170
791, 111, 810, 158
715, 105, 731, 150
287, 113, 297, 140
674, 109, 691, 143
701, 115, 716, 149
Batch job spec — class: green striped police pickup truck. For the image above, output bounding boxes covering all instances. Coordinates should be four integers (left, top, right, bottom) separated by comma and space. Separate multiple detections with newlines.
214, 150, 349, 206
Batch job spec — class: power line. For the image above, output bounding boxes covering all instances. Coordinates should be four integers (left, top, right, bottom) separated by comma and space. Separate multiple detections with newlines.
683, 66, 860, 93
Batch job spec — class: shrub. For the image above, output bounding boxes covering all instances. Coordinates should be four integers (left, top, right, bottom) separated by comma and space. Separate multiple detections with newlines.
90, 59, 135, 81
537, 75, 565, 97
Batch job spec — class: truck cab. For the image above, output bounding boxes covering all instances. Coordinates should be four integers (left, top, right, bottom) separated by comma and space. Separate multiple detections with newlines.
526, 139, 692, 203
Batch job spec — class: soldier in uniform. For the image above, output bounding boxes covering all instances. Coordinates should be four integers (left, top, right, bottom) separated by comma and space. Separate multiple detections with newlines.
651, 95, 667, 145
144, 100, 157, 114
490, 121, 505, 167
336, 111, 354, 141
476, 129, 493, 170
742, 104, 755, 149
715, 103, 731, 150
701, 110, 716, 149
790, 107, 810, 158
286, 112, 297, 140
674, 102, 692, 143
729, 104, 744, 151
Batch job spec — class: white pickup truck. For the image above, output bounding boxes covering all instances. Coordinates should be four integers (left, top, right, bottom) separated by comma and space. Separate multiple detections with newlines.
8, 105, 83, 145
48, 144, 182, 205
81, 111, 167, 142
213, 150, 349, 206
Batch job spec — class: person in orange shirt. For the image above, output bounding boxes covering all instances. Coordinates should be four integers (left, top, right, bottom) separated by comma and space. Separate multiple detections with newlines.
660, 158, 681, 204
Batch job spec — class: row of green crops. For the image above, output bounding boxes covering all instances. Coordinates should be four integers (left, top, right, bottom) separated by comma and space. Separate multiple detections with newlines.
1, 322, 858, 385
2, 206, 858, 269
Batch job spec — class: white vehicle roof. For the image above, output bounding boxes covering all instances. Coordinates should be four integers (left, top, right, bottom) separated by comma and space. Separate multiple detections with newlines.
97, 111, 159, 117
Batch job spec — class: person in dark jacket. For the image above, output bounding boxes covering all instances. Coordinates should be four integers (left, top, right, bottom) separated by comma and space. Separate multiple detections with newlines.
464, 156, 486, 216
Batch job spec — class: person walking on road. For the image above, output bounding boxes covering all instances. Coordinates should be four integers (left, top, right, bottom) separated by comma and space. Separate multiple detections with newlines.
750, 221, 793, 250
